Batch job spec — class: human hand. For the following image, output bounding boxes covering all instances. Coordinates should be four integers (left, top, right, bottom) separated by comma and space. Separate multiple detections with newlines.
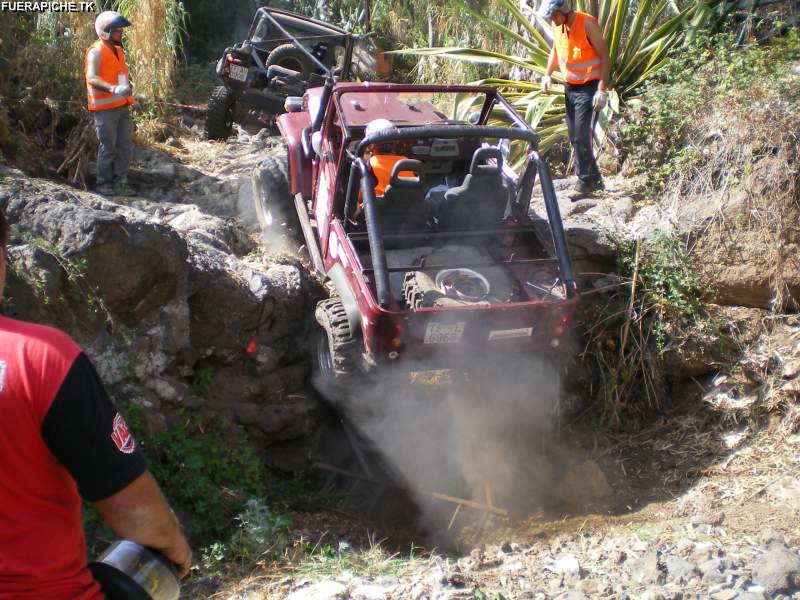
162, 535, 192, 579
592, 89, 608, 110
111, 84, 131, 97
540, 75, 552, 93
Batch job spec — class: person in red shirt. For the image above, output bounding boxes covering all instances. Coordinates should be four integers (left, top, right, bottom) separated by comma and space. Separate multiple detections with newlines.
0, 207, 192, 598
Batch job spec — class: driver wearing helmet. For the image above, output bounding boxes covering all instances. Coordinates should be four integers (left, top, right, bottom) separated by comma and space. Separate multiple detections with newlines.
85, 11, 135, 197
537, 0, 610, 196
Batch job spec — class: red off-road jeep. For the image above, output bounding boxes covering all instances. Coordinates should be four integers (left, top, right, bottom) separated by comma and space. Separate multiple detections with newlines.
252, 40, 579, 393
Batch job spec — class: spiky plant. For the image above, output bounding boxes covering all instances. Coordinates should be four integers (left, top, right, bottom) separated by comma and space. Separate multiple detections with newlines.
395, 0, 736, 150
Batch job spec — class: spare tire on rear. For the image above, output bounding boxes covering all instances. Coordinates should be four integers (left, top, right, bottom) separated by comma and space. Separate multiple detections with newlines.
265, 44, 314, 80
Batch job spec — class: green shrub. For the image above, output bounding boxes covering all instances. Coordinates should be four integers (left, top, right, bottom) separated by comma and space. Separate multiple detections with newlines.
619, 31, 800, 194
580, 230, 710, 428
97, 407, 269, 545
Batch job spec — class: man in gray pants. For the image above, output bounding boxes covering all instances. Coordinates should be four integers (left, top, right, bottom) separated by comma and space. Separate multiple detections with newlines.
85, 11, 135, 196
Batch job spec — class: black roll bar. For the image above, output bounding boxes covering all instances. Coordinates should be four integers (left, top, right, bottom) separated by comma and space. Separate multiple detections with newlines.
532, 150, 578, 297
354, 158, 391, 308
257, 8, 337, 133
356, 125, 539, 158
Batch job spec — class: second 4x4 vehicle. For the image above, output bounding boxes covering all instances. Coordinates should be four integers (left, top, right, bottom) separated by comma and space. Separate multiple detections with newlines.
205, 7, 356, 140
252, 34, 579, 394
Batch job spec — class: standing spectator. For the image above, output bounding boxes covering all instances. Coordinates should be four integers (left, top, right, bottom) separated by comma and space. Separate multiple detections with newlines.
0, 207, 191, 598
538, 0, 611, 195
85, 11, 135, 196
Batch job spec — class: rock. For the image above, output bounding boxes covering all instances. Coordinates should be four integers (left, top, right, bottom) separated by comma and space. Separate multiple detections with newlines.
284, 580, 347, 600
690, 512, 725, 527
751, 542, 800, 594
167, 205, 254, 255
639, 590, 665, 600
186, 241, 308, 361
631, 551, 664, 585
553, 591, 587, 600
700, 558, 728, 585
556, 460, 612, 507
3, 187, 190, 327
351, 578, 400, 599
710, 591, 739, 600
146, 376, 190, 404
233, 402, 261, 426
553, 554, 581, 578
665, 555, 696, 584
690, 194, 800, 310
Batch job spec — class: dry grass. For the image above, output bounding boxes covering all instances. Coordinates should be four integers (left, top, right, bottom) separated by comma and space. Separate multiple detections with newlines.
115, 0, 186, 106
668, 87, 800, 312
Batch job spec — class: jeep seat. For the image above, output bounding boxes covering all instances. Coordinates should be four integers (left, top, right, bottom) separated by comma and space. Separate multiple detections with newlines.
377, 159, 430, 233
437, 147, 511, 230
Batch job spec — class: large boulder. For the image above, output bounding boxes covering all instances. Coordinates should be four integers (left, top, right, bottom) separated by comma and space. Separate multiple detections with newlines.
0, 172, 190, 329
186, 237, 311, 363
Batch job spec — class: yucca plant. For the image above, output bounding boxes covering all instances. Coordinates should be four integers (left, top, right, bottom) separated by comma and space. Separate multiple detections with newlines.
394, 0, 720, 151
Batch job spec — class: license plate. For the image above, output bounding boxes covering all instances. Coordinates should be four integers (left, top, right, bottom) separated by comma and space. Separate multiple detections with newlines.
229, 64, 248, 81
488, 327, 533, 341
424, 321, 465, 344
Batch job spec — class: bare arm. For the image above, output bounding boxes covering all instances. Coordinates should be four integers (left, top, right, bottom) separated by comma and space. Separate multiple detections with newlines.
95, 471, 192, 578
585, 18, 611, 90
545, 45, 559, 78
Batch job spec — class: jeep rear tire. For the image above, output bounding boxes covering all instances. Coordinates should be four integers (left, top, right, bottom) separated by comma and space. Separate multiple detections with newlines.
312, 298, 361, 396
252, 151, 294, 240
266, 44, 314, 80
204, 86, 236, 140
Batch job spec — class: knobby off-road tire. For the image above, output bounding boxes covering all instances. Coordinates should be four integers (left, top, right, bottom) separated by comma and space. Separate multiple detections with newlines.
312, 298, 361, 397
265, 44, 314, 80
204, 86, 236, 140
252, 151, 295, 241
403, 266, 520, 309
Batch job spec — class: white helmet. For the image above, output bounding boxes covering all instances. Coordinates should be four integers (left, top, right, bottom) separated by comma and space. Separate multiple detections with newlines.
365, 118, 396, 139
538, 0, 574, 18
95, 11, 131, 40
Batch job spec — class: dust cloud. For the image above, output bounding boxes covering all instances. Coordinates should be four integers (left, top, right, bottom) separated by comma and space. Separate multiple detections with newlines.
325, 351, 587, 536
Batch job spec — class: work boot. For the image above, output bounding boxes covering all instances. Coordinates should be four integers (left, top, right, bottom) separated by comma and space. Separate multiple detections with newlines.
114, 180, 136, 197
571, 179, 605, 200
96, 182, 114, 196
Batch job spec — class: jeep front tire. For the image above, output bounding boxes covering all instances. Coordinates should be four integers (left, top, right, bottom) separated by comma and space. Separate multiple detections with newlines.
312, 298, 361, 396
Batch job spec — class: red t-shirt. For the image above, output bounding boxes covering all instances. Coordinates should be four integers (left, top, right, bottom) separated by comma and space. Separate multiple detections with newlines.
0, 316, 146, 598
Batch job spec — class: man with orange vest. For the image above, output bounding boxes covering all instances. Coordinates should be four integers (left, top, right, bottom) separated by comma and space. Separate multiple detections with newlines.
538, 0, 610, 195
85, 11, 135, 196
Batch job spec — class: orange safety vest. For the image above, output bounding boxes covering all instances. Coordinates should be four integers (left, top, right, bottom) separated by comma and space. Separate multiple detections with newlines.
85, 40, 134, 111
553, 12, 602, 85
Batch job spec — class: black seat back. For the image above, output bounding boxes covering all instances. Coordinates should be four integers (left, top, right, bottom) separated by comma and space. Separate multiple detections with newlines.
378, 159, 430, 232
438, 147, 511, 229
